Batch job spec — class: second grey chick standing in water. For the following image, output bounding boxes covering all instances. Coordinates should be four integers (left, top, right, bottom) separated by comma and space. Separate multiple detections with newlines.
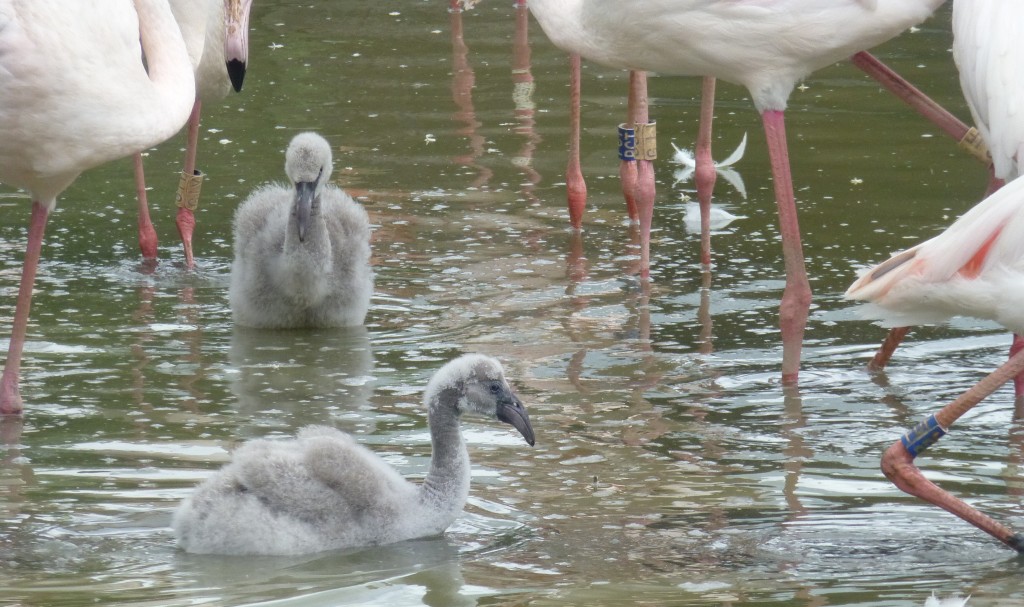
230, 132, 372, 328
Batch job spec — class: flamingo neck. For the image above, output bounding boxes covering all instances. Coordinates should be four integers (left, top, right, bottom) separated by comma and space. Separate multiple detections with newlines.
419, 387, 471, 522
132, 0, 197, 143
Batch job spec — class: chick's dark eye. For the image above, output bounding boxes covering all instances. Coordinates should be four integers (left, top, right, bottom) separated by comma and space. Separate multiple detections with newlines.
489, 383, 501, 394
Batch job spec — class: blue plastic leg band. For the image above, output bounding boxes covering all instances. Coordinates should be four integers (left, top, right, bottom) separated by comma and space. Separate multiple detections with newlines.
618, 124, 636, 161
900, 414, 947, 458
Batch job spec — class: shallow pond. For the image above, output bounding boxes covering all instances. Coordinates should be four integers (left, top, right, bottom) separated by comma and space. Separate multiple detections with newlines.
2, 1, 1023, 605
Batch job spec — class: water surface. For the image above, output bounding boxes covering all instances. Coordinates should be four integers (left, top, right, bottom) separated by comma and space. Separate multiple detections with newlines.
2, 2, 1023, 605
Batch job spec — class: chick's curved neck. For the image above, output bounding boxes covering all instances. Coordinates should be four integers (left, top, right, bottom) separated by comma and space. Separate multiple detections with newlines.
419, 385, 471, 510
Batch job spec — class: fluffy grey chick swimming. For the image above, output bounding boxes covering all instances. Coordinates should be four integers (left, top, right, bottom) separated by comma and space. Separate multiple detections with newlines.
172, 354, 535, 555
229, 132, 372, 328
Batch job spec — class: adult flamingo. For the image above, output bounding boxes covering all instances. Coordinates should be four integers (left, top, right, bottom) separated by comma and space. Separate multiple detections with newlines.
846, 175, 1024, 552
134, 0, 252, 268
0, 0, 196, 414
869, 1, 1024, 395
528, 0, 944, 383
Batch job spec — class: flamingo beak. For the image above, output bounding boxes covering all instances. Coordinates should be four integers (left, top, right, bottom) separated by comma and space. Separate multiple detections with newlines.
293, 181, 316, 242
497, 394, 535, 446
224, 0, 253, 92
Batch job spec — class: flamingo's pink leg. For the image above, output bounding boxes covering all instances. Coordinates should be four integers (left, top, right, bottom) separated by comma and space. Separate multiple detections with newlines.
134, 154, 159, 259
694, 76, 717, 267
868, 326, 910, 372
566, 53, 587, 229
761, 110, 811, 384
882, 347, 1024, 552
631, 71, 656, 280
1, 201, 50, 415
176, 98, 202, 269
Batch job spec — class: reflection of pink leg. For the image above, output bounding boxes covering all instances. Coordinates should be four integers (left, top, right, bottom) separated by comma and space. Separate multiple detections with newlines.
566, 53, 587, 229
697, 268, 713, 355
695, 76, 717, 267
882, 348, 1024, 552
761, 110, 810, 384
868, 326, 910, 371
1, 201, 50, 415
176, 99, 202, 269
134, 154, 159, 259
631, 71, 655, 280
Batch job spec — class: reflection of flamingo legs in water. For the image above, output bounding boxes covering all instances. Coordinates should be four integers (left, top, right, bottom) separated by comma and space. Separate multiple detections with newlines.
511, 0, 542, 206
448, 1, 492, 190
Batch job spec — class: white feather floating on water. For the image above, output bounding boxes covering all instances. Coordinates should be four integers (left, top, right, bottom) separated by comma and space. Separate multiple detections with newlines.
671, 133, 748, 200
681, 201, 744, 234
924, 592, 969, 607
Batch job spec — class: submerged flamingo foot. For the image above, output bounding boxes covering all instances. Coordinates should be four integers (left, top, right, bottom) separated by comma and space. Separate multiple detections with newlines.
869, 326, 910, 371
176, 207, 196, 269
567, 166, 587, 230
134, 153, 159, 260
0, 372, 23, 416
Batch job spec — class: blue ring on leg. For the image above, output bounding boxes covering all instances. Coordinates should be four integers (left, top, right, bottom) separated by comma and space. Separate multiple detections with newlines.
900, 414, 947, 458
618, 124, 636, 161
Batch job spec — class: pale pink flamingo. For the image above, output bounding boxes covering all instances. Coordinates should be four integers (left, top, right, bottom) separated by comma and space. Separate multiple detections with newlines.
867, 1, 1024, 397
528, 0, 944, 383
846, 174, 1024, 552
134, 0, 252, 268
0, 0, 197, 414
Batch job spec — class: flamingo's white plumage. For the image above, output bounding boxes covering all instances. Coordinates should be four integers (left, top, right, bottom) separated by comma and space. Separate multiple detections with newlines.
0, 0, 196, 414
847, 176, 1024, 333
953, 0, 1024, 185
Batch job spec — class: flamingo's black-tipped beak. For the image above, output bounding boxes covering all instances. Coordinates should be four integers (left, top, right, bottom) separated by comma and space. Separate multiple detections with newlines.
224, 0, 253, 92
227, 60, 246, 92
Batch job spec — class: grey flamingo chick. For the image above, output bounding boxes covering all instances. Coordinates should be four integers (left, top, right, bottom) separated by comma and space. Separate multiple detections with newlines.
229, 132, 372, 328
173, 354, 535, 555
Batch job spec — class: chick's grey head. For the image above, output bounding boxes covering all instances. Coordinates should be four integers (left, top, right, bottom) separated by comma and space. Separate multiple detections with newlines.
426, 354, 535, 446
284, 132, 334, 242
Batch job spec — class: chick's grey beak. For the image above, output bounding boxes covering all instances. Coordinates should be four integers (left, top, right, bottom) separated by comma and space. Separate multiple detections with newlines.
294, 181, 316, 242
497, 395, 535, 446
